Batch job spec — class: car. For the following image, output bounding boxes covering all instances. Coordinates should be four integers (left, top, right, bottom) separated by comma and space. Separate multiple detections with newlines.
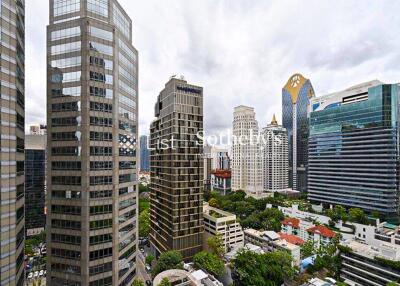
146, 280, 152, 286
27, 272, 33, 279
33, 271, 39, 278
140, 248, 144, 253
44, 270, 47, 276
39, 270, 44, 276
145, 265, 151, 272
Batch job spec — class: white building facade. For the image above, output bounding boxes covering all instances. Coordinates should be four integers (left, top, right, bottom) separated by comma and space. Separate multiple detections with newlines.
261, 115, 289, 192
231, 106, 263, 197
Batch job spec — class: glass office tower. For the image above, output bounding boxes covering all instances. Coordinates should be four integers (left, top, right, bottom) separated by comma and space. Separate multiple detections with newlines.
308, 80, 399, 216
139, 135, 149, 171
282, 73, 315, 192
47, 1, 138, 285
0, 0, 25, 285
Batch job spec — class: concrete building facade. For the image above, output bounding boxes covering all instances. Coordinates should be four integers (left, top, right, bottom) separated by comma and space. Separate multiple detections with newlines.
46, 1, 138, 285
0, 0, 25, 285
149, 77, 204, 260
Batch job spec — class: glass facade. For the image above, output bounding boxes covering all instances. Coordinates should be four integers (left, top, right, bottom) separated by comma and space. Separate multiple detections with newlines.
0, 0, 25, 285
308, 84, 399, 215
282, 74, 314, 192
47, 1, 138, 285
139, 135, 149, 171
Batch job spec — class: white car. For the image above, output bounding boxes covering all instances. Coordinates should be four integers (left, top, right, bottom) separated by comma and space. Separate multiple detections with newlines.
33, 271, 39, 278
39, 270, 44, 276
27, 272, 33, 279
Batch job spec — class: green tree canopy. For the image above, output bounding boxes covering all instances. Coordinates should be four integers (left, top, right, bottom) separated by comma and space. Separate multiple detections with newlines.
193, 251, 225, 276
152, 251, 183, 277
158, 277, 172, 286
232, 250, 295, 286
146, 254, 155, 266
139, 208, 150, 237
207, 233, 225, 257
131, 278, 144, 286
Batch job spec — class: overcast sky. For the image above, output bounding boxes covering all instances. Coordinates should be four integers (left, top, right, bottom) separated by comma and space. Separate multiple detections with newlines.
26, 0, 400, 136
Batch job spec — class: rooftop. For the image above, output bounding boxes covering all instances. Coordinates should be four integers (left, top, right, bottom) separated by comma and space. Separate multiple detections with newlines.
307, 225, 336, 238
278, 232, 305, 245
282, 217, 300, 228
341, 239, 400, 261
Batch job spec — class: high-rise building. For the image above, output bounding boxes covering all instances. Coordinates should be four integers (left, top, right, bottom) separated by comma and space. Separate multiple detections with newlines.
0, 0, 25, 285
46, 1, 138, 285
261, 115, 289, 192
149, 77, 204, 260
210, 146, 230, 170
231, 105, 263, 197
140, 135, 149, 171
25, 133, 46, 237
282, 73, 315, 192
308, 80, 400, 216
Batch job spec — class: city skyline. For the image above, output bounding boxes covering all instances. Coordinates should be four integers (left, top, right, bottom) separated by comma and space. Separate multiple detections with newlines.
25, 0, 400, 137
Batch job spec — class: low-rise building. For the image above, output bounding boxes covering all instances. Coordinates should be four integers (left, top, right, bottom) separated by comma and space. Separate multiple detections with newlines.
210, 169, 231, 195
243, 229, 301, 266
340, 240, 400, 286
203, 203, 244, 252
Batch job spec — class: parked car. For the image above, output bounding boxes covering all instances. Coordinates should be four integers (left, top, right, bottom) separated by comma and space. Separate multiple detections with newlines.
145, 265, 151, 272
33, 271, 39, 278
39, 270, 44, 276
146, 280, 152, 286
27, 272, 33, 279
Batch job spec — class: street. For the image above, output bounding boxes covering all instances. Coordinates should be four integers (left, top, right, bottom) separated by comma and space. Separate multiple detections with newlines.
137, 249, 152, 283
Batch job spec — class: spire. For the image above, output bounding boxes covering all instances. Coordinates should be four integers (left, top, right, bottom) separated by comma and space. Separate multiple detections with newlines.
271, 114, 278, 125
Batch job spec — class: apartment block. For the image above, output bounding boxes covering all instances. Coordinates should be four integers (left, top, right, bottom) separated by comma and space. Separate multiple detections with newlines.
203, 203, 244, 252
149, 77, 204, 260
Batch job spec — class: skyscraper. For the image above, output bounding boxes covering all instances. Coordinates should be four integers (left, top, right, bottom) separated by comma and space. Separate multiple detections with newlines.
0, 0, 25, 285
308, 80, 400, 216
139, 135, 150, 171
25, 133, 46, 237
261, 115, 289, 192
231, 106, 263, 197
149, 77, 204, 260
282, 73, 315, 192
47, 1, 138, 285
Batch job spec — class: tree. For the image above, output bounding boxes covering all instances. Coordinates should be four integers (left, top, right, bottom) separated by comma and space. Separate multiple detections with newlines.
139, 208, 150, 237
146, 254, 155, 266
193, 251, 225, 276
232, 250, 295, 286
386, 282, 398, 286
139, 198, 150, 213
349, 208, 368, 224
208, 198, 219, 208
207, 233, 224, 257
301, 240, 315, 258
158, 277, 172, 286
152, 251, 183, 277
139, 183, 149, 193
131, 279, 144, 286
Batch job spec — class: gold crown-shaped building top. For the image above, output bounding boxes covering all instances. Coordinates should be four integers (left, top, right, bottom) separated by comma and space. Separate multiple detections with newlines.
283, 73, 312, 104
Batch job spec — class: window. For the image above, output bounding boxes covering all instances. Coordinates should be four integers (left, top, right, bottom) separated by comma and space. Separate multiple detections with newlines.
90, 176, 112, 185
90, 41, 113, 56
51, 147, 80, 156
51, 233, 80, 245
52, 101, 79, 112
52, 131, 80, 141
119, 161, 135, 170
90, 86, 113, 99
119, 174, 135, 184
51, 56, 81, 68
90, 131, 112, 141
90, 56, 113, 70
52, 219, 81, 230
51, 71, 81, 83
51, 247, 81, 260
89, 248, 112, 261
90, 116, 112, 127
119, 198, 135, 210
119, 106, 135, 120
90, 205, 112, 215
52, 86, 81, 98
90, 219, 112, 230
113, 4, 130, 38
52, 176, 81, 185
90, 101, 112, 112
90, 234, 112, 246
51, 41, 81, 55
119, 94, 135, 108
90, 26, 113, 41
90, 190, 112, 199
51, 26, 81, 41
119, 79, 135, 96
51, 161, 81, 170
90, 161, 112, 170
54, 0, 80, 17
90, 146, 112, 156
51, 205, 81, 215
52, 117, 79, 126
87, 0, 108, 17
90, 71, 112, 84
89, 262, 112, 276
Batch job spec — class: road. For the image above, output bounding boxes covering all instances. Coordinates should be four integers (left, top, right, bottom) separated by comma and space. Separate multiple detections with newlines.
137, 250, 152, 283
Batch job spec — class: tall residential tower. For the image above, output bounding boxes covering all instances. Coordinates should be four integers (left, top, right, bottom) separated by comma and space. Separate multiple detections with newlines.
149, 77, 204, 260
308, 80, 400, 216
282, 73, 315, 192
231, 105, 263, 197
261, 115, 289, 192
47, 1, 138, 285
0, 0, 25, 285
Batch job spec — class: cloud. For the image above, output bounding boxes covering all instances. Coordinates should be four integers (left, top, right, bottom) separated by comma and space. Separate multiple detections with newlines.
26, 0, 400, 138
